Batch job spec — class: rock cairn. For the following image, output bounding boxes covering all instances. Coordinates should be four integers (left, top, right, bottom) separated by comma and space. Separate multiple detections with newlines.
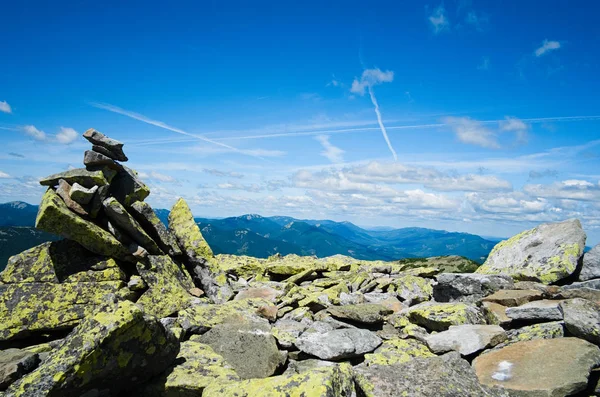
1, 129, 600, 396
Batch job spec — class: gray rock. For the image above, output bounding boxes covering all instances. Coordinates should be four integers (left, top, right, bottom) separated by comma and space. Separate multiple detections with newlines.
406, 301, 486, 332
128, 201, 182, 256
491, 322, 564, 351
580, 244, 600, 281
83, 129, 128, 161
362, 292, 390, 303
354, 352, 508, 397
68, 183, 97, 205
284, 359, 336, 374
563, 278, 600, 290
109, 166, 150, 207
103, 197, 162, 255
425, 325, 506, 356
557, 287, 600, 305
476, 219, 586, 284
83, 150, 122, 170
272, 319, 308, 348
482, 301, 512, 326
505, 299, 563, 322
196, 320, 284, 379
0, 349, 40, 391
473, 338, 600, 397
560, 298, 600, 345
55, 179, 88, 216
433, 273, 514, 302
327, 303, 393, 324
482, 289, 544, 307
295, 328, 382, 360
39, 168, 109, 189
89, 185, 109, 218
127, 275, 146, 291
338, 292, 364, 305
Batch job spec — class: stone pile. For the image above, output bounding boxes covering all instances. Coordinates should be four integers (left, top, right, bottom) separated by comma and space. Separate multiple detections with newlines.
0, 129, 599, 396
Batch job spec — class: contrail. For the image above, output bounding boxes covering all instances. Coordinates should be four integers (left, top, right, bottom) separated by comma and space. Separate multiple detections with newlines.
368, 85, 397, 161
89, 102, 267, 160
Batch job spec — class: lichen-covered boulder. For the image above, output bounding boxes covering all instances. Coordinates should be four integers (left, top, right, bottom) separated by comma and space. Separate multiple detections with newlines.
0, 281, 132, 342
136, 255, 197, 318
476, 219, 586, 284
129, 200, 182, 256
6, 301, 179, 397
473, 338, 600, 397
425, 325, 506, 356
433, 273, 514, 302
194, 319, 285, 379
295, 328, 381, 360
491, 322, 564, 350
327, 303, 393, 324
580, 243, 600, 281
39, 168, 109, 188
390, 275, 433, 304
505, 299, 562, 322
354, 352, 507, 397
0, 240, 126, 284
109, 166, 150, 206
363, 338, 434, 366
139, 340, 239, 396
83, 128, 128, 162
202, 363, 355, 397
560, 298, 600, 345
406, 302, 486, 332
35, 189, 132, 260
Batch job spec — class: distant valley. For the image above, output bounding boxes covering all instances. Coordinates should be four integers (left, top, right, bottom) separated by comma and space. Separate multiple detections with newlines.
0, 201, 498, 269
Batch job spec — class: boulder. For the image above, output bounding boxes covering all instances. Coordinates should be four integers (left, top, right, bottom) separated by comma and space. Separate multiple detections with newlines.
234, 286, 281, 302
39, 168, 109, 188
327, 303, 393, 324
295, 328, 381, 360
195, 320, 284, 379
272, 319, 309, 349
354, 352, 507, 397
425, 325, 506, 356
202, 363, 355, 397
505, 300, 563, 322
109, 166, 150, 206
406, 302, 486, 332
140, 340, 239, 396
6, 301, 179, 396
0, 240, 126, 284
136, 255, 197, 318
89, 184, 109, 219
433, 273, 513, 302
0, 281, 131, 342
35, 188, 132, 260
363, 338, 434, 366
482, 302, 512, 326
473, 338, 600, 397
68, 183, 97, 205
103, 197, 162, 255
560, 298, 600, 345
558, 287, 600, 305
128, 201, 182, 256
83, 150, 122, 170
562, 278, 600, 290
0, 349, 40, 391
476, 219, 586, 284
493, 322, 564, 350
55, 180, 88, 216
390, 275, 433, 304
481, 289, 543, 307
178, 298, 276, 335
83, 128, 128, 161
580, 244, 600, 281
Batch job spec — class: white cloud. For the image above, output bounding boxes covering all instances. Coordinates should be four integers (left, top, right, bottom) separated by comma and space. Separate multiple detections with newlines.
499, 116, 529, 144
315, 135, 344, 163
149, 172, 176, 183
350, 68, 394, 96
443, 117, 500, 149
524, 180, 600, 201
0, 171, 11, 178
0, 101, 12, 114
22, 125, 46, 141
204, 169, 245, 178
535, 40, 561, 57
56, 127, 78, 144
429, 5, 449, 34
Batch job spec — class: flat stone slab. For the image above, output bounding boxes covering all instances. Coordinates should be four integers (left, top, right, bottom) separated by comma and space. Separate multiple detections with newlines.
83, 128, 128, 161
505, 300, 563, 322
425, 325, 507, 356
433, 273, 514, 302
327, 303, 393, 324
476, 219, 586, 284
560, 298, 600, 345
295, 328, 382, 360
406, 301, 486, 332
39, 168, 108, 188
473, 338, 600, 397
482, 289, 543, 307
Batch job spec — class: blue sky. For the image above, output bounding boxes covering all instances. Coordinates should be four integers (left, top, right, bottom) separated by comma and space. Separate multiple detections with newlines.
1, 0, 600, 244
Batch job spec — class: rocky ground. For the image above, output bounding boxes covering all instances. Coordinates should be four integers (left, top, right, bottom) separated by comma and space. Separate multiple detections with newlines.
1, 129, 599, 396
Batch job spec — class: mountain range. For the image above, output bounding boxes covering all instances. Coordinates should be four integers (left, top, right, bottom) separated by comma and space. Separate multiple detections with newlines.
0, 201, 497, 269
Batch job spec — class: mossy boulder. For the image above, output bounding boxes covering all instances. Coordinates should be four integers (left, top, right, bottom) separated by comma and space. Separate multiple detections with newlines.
169, 198, 213, 262
476, 219, 586, 284
39, 168, 109, 189
140, 340, 239, 396
0, 281, 132, 342
129, 200, 182, 256
6, 301, 179, 396
363, 338, 434, 366
202, 362, 355, 397
109, 165, 150, 206
406, 302, 486, 332
35, 189, 132, 261
327, 303, 393, 324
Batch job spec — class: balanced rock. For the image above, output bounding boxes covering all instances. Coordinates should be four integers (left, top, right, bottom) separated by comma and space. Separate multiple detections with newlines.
39, 168, 109, 189
83, 150, 122, 170
354, 352, 507, 397
103, 197, 162, 255
295, 328, 381, 360
425, 325, 507, 356
476, 219, 586, 284
68, 182, 97, 205
433, 273, 514, 302
560, 298, 600, 345
109, 166, 150, 206
580, 243, 600, 281
35, 188, 131, 260
83, 128, 128, 161
473, 338, 600, 397
89, 184, 109, 218
129, 200, 182, 256
6, 301, 179, 396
